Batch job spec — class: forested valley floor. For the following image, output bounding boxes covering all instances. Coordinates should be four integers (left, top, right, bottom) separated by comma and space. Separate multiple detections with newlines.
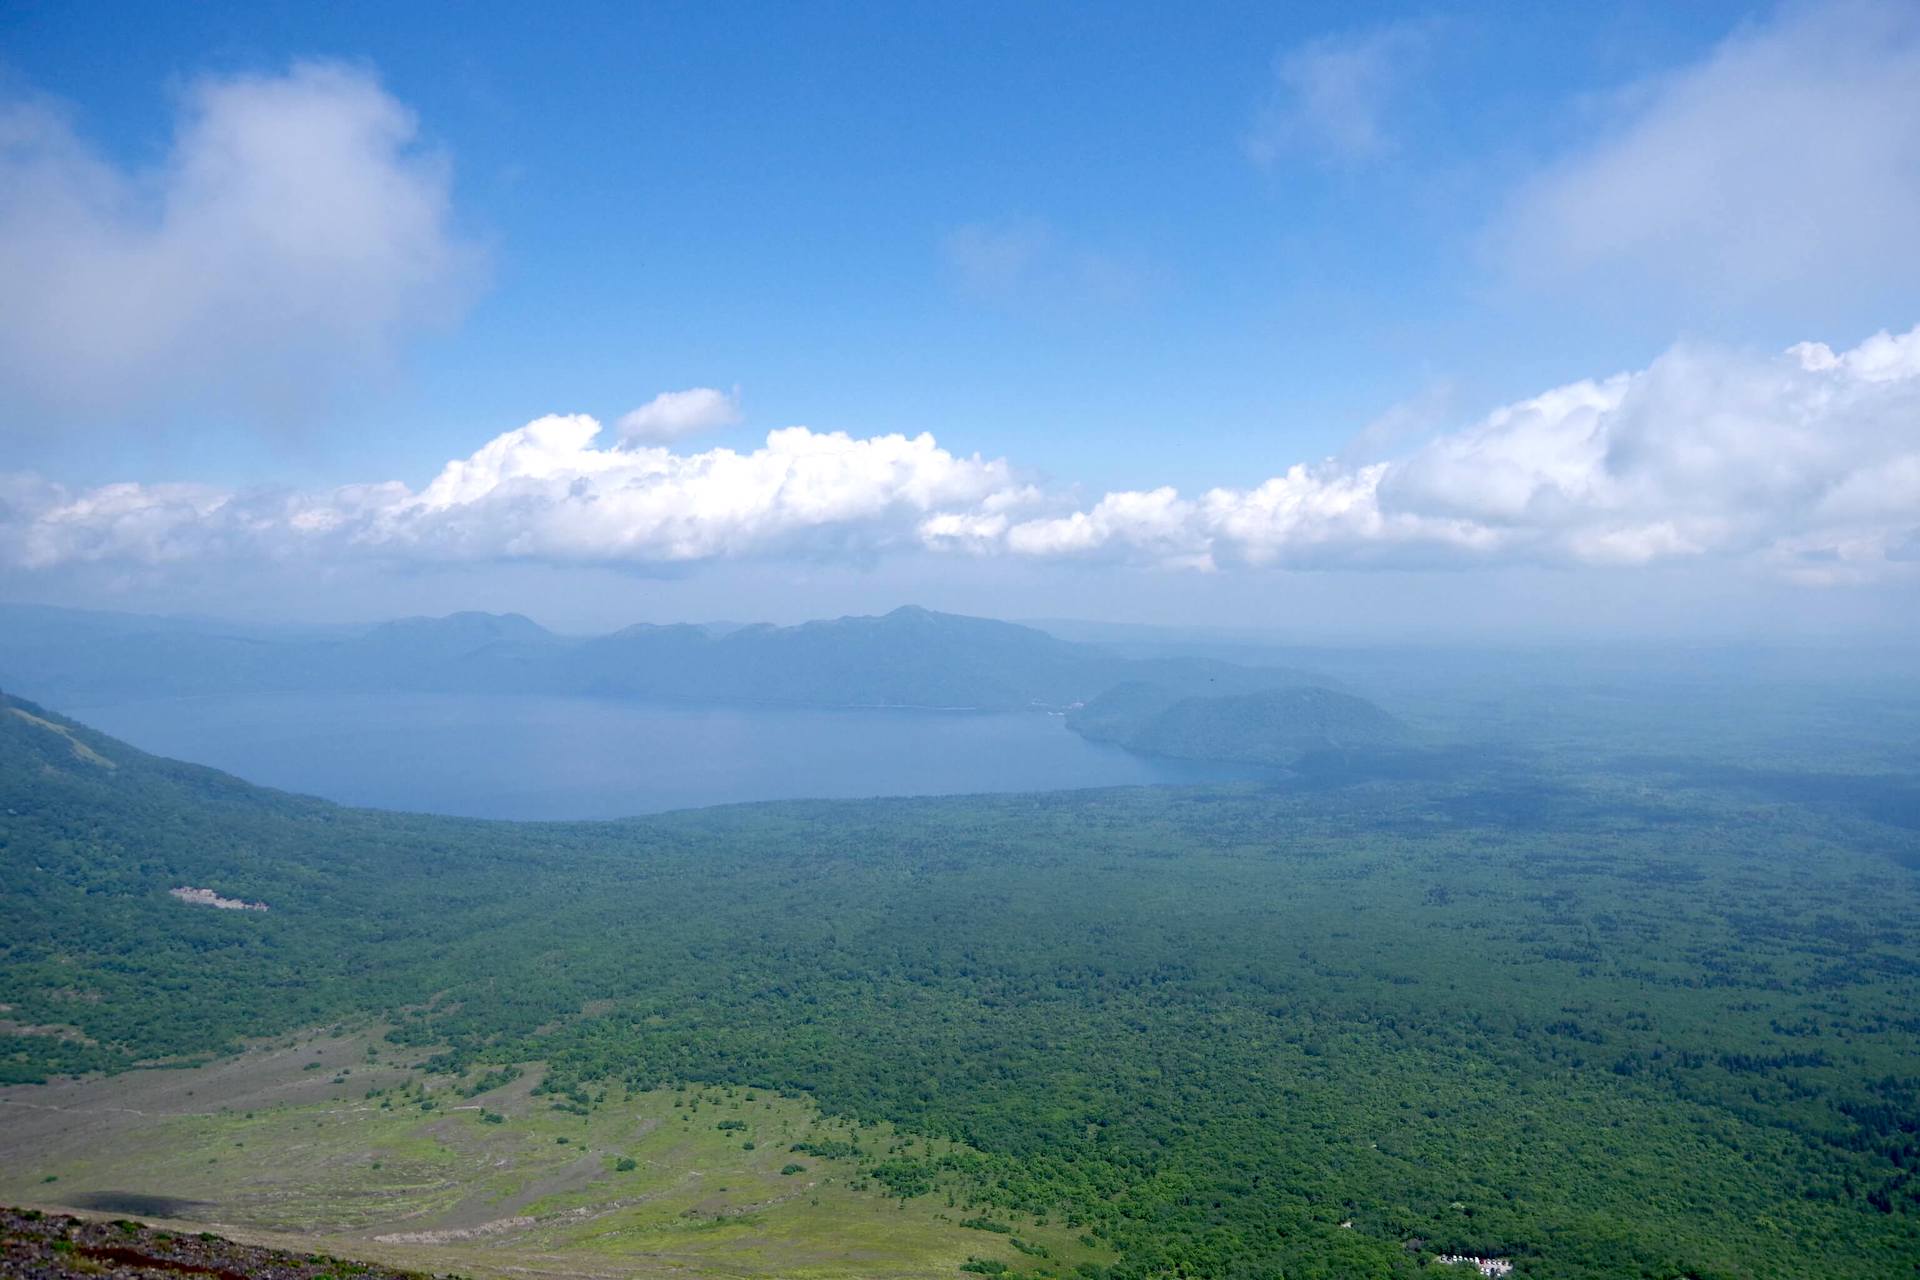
4, 693, 1919, 1278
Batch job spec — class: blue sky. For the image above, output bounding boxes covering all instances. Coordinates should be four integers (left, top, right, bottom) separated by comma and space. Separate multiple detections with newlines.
3, 1, 1918, 634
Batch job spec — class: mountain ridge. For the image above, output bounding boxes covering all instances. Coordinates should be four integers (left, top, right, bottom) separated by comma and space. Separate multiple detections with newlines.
0, 602, 1335, 714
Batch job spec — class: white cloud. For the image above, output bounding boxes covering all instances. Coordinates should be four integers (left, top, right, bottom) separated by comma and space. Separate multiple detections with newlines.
4, 326, 1919, 585
1247, 22, 1431, 165
1497, 0, 1920, 309
943, 222, 1050, 299
0, 419, 1030, 570
0, 473, 238, 570
999, 326, 1920, 580
1006, 489, 1212, 570
616, 387, 743, 443
0, 61, 482, 428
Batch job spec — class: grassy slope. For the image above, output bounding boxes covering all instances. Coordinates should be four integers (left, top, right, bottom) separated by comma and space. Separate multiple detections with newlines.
1, 1031, 1102, 1280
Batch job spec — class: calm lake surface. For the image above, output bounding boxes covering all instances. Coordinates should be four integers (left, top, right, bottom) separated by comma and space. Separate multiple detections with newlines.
68, 692, 1260, 820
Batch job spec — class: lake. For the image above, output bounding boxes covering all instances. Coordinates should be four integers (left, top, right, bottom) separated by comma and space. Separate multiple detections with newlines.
66, 692, 1262, 820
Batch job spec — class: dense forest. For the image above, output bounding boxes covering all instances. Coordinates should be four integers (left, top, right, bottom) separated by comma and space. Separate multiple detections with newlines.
1067, 682, 1407, 765
4, 692, 1920, 1278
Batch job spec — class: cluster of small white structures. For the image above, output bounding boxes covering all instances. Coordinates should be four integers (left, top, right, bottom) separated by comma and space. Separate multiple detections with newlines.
1435, 1257, 1513, 1277
169, 885, 268, 911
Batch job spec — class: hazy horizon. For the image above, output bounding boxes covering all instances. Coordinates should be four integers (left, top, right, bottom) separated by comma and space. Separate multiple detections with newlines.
8, 593, 1920, 655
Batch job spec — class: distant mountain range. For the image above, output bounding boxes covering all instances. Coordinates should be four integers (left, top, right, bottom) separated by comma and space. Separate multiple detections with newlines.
0, 602, 1394, 766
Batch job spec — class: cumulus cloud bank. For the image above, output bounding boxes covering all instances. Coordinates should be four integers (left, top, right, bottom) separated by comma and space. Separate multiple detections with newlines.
0, 61, 481, 426
1004, 327, 1920, 581
4, 327, 1918, 584
0, 418, 1028, 571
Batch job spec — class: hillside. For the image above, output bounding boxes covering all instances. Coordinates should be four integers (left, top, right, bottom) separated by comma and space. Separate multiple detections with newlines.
1067, 682, 1407, 766
4, 693, 1920, 1278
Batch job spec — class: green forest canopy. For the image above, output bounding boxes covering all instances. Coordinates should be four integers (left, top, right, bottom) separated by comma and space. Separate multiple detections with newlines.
3, 693, 1919, 1278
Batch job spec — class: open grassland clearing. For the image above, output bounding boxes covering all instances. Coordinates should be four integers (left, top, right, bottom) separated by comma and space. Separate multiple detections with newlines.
0, 1029, 1108, 1280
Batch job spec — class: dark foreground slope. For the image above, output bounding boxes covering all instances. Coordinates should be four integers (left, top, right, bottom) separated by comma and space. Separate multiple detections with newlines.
0, 1207, 450, 1280
4, 692, 1920, 1278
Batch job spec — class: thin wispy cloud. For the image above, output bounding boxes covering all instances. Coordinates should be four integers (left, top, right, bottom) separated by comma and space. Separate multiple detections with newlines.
1247, 21, 1432, 165
0, 61, 484, 429
942, 220, 1154, 309
1496, 0, 1920, 312
6, 325, 1917, 585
